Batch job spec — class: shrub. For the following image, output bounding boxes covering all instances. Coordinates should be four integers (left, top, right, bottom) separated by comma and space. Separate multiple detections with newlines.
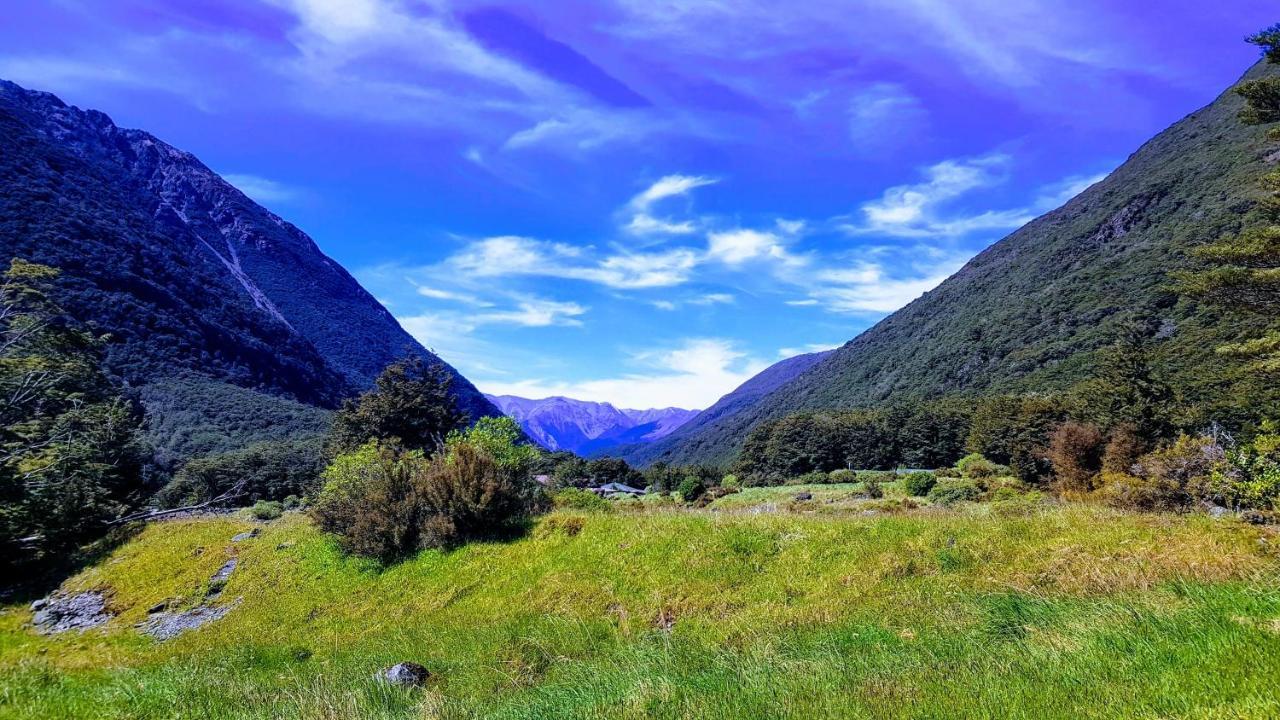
250, 500, 283, 520
786, 470, 829, 486
861, 475, 884, 499
1098, 470, 1186, 513
956, 453, 1001, 479
928, 479, 982, 506
828, 468, 856, 484
551, 488, 612, 512
328, 356, 467, 455
1047, 421, 1105, 493
157, 438, 325, 508
282, 495, 303, 511
676, 476, 706, 502
902, 471, 937, 497
720, 474, 741, 490
1101, 435, 1227, 512
1102, 424, 1146, 474
934, 466, 961, 479
310, 440, 533, 561
536, 515, 585, 538
1237, 76, 1280, 126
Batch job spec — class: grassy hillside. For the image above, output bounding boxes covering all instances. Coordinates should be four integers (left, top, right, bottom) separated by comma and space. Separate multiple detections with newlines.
3, 501, 1279, 719
633, 60, 1280, 468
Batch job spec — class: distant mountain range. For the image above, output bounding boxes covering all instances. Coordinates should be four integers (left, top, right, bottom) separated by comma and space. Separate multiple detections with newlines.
616, 58, 1280, 468
0, 79, 498, 467
485, 395, 698, 455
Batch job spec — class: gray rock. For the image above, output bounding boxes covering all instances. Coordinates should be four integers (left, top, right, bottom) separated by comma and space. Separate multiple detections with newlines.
31, 592, 112, 634
232, 529, 260, 543
1206, 504, 1231, 519
29, 599, 46, 612
209, 558, 238, 591
381, 662, 430, 687
139, 600, 239, 640
794, 492, 813, 501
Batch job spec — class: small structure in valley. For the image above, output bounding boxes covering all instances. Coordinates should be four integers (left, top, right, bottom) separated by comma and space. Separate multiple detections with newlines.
590, 483, 646, 498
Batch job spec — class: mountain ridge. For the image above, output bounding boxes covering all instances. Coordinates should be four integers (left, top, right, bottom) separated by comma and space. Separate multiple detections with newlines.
485, 394, 697, 454
617, 59, 1280, 467
0, 79, 498, 464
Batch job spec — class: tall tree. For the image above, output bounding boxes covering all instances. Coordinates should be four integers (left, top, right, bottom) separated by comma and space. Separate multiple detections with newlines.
329, 356, 468, 455
1, 259, 146, 564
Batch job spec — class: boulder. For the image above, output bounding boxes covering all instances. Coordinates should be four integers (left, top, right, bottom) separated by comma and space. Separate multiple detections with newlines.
793, 491, 813, 501
381, 662, 431, 686
232, 529, 260, 543
31, 592, 112, 634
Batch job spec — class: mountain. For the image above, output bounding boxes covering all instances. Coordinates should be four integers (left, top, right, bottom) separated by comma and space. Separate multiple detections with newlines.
0, 79, 498, 465
485, 394, 698, 454
620, 59, 1280, 468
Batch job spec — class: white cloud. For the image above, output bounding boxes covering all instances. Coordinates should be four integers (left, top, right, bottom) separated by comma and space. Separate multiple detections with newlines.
624, 174, 717, 236
649, 292, 735, 310
223, 173, 303, 204
706, 229, 802, 266
476, 298, 587, 327
856, 154, 1012, 237
415, 285, 491, 306
477, 338, 769, 409
448, 236, 699, 289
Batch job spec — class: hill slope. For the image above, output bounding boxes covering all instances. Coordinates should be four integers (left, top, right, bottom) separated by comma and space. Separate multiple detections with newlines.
0, 79, 497, 462
486, 394, 696, 454
628, 60, 1280, 467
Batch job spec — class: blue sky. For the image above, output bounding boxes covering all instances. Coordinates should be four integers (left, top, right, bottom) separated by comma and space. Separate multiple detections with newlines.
2, 1, 1275, 409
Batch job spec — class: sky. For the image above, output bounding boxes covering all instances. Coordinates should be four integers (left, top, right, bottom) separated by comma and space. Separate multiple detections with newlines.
2, 1, 1276, 410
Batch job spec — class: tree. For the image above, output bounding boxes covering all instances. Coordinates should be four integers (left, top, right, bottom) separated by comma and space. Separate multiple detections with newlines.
1, 259, 147, 564
966, 395, 1066, 483
1247, 22, 1280, 64
585, 457, 644, 487
1173, 170, 1280, 372
329, 356, 467, 455
1076, 325, 1173, 441
446, 416, 539, 473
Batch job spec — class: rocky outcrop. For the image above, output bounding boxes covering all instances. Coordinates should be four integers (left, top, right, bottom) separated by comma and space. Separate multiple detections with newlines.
31, 592, 112, 634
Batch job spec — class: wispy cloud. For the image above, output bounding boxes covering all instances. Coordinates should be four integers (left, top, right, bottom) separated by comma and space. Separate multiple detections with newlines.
847, 82, 927, 153
448, 236, 699, 289
624, 174, 717, 236
223, 173, 304, 205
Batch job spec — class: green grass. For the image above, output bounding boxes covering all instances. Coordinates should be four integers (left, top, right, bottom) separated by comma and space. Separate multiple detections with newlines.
2, 504, 1279, 719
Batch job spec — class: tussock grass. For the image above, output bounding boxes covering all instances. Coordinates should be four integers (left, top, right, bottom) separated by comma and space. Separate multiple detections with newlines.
2, 504, 1279, 718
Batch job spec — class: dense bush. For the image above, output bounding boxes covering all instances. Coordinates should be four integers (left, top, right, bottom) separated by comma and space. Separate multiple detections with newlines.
720, 474, 741, 490
786, 470, 830, 486
250, 500, 283, 520
956, 454, 1005, 480
310, 429, 535, 561
1099, 435, 1225, 512
1047, 422, 1106, 493
676, 476, 706, 502
861, 474, 884, 499
902, 471, 937, 497
155, 437, 325, 508
828, 468, 856, 484
928, 479, 982, 506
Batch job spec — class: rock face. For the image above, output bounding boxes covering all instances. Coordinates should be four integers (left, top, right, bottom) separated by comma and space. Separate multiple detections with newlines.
381, 662, 431, 687
139, 602, 239, 641
0, 79, 499, 463
31, 592, 112, 634
486, 394, 698, 454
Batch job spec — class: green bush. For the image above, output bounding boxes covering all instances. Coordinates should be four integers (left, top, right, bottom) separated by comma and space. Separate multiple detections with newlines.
282, 495, 303, 511
720, 474, 741, 490
156, 438, 325, 508
310, 439, 533, 561
902, 471, 937, 497
250, 500, 283, 521
676, 476, 706, 502
786, 470, 830, 486
551, 488, 612, 512
828, 469, 856, 484
956, 453, 1008, 480
862, 475, 884, 499
928, 479, 982, 506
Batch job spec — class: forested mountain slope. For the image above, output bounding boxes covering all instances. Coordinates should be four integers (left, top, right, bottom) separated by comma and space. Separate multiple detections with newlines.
627, 60, 1280, 467
0, 80, 497, 463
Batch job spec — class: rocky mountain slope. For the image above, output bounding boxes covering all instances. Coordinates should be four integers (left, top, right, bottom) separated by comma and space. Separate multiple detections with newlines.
485, 394, 697, 454
0, 79, 497, 464
622, 59, 1280, 467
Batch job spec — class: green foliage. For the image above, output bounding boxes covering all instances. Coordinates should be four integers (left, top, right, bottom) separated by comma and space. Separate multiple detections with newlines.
928, 479, 982, 506
551, 488, 612, 512
0, 259, 148, 565
1248, 22, 1280, 63
447, 416, 539, 473
1101, 435, 1226, 512
675, 476, 705, 502
585, 457, 644, 488
861, 474, 884, 499
250, 500, 283, 521
1074, 324, 1174, 440
1047, 421, 1106, 492
956, 453, 1003, 480
311, 439, 533, 561
328, 356, 467, 456
902, 471, 937, 497
1236, 76, 1280, 125
966, 395, 1067, 483
155, 437, 325, 508
720, 473, 740, 489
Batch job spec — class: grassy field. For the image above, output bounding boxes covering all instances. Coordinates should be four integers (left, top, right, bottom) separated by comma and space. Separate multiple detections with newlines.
2, 497, 1279, 719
